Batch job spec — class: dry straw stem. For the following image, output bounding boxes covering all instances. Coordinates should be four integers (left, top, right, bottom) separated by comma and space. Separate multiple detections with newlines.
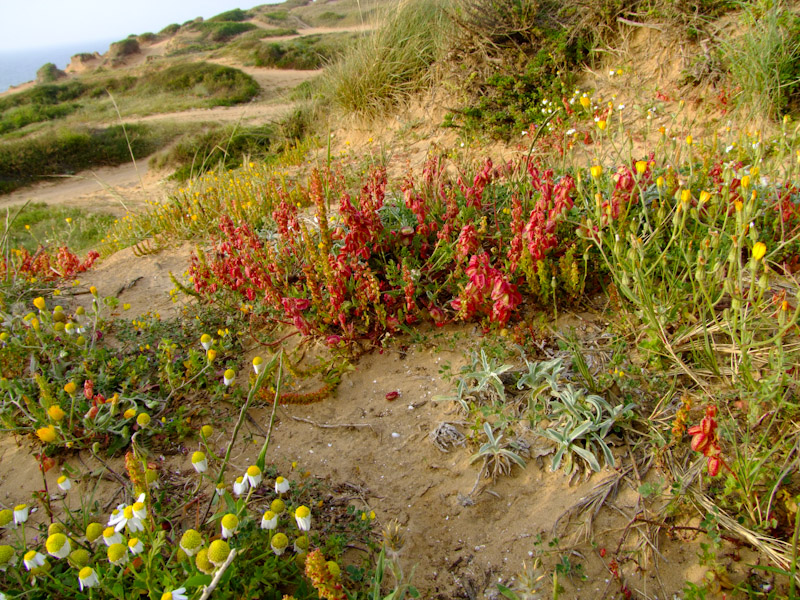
669, 456, 800, 585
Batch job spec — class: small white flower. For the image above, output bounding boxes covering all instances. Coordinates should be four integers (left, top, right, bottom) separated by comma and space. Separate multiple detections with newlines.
245, 465, 262, 489
45, 533, 71, 559
102, 527, 123, 547
233, 476, 248, 497
79, 566, 99, 590
215, 482, 226, 496
295, 505, 311, 531
609, 70, 615, 75
23, 550, 45, 571
566, 129, 576, 136
162, 588, 188, 600
128, 538, 144, 555
221, 514, 238, 539
191, 451, 207, 473
260, 510, 278, 530
252, 356, 264, 374
57, 476, 72, 492
275, 476, 290, 495
200, 334, 213, 351
132, 494, 147, 519
114, 505, 143, 533
13, 505, 28, 526
223, 369, 235, 386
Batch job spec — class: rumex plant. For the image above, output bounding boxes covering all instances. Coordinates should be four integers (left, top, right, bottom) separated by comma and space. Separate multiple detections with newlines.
187, 157, 589, 353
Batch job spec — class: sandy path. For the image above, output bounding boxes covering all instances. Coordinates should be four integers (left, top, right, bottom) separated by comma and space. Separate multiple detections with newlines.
0, 162, 168, 217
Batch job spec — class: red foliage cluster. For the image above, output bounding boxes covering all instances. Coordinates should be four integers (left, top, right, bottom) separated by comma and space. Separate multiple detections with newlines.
189, 157, 578, 348
687, 405, 722, 476
0, 247, 99, 281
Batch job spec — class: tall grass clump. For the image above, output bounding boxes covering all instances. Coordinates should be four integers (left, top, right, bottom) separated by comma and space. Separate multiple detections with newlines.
322, 0, 454, 117
721, 0, 800, 120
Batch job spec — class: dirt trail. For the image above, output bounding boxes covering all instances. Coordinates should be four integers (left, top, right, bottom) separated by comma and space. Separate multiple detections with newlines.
0, 162, 167, 217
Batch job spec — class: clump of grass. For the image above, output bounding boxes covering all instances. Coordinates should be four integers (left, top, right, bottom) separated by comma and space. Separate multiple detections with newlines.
192, 20, 258, 42
0, 123, 180, 194
209, 8, 250, 22
149, 123, 276, 181
259, 27, 299, 37
2, 202, 115, 253
721, 0, 800, 120
253, 33, 356, 70
322, 0, 454, 117
159, 23, 181, 36
140, 62, 260, 106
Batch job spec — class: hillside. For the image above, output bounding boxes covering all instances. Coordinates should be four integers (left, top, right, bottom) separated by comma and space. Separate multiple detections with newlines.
2, 1, 800, 599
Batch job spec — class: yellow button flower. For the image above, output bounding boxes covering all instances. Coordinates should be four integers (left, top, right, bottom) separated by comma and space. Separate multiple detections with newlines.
48, 405, 65, 422
36, 425, 57, 443
752, 242, 767, 261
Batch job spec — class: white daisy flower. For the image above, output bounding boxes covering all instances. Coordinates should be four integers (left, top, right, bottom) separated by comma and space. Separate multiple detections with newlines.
161, 587, 188, 600
113, 505, 143, 533
45, 533, 71, 559
223, 369, 235, 386
128, 538, 144, 555
245, 465, 262, 489
57, 476, 72, 491
102, 526, 123, 547
295, 505, 311, 531
275, 476, 290, 495
260, 510, 278, 530
23, 550, 45, 571
14, 504, 28, 526
191, 451, 207, 473
221, 514, 238, 539
79, 566, 99, 590
233, 476, 248, 497
252, 356, 264, 374
200, 334, 213, 351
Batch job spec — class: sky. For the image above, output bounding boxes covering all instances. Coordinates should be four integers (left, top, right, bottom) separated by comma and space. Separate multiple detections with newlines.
0, 1, 277, 51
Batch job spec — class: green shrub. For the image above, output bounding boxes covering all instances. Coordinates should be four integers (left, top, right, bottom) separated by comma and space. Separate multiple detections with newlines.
159, 23, 181, 36
193, 20, 257, 42
109, 37, 140, 58
316, 11, 344, 24
265, 10, 290, 21
137, 32, 158, 44
35, 63, 66, 84
253, 34, 351, 69
209, 8, 249, 22
0, 103, 78, 134
260, 27, 299, 37
140, 62, 259, 105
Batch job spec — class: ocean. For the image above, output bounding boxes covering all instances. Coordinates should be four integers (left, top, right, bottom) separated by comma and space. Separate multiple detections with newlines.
0, 39, 116, 92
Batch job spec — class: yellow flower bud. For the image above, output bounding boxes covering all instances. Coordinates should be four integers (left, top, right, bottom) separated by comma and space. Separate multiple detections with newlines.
752, 242, 767, 261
